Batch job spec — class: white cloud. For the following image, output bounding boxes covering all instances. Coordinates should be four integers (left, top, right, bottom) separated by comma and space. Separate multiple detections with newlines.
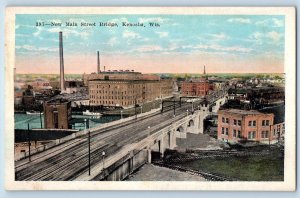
168, 43, 179, 51
47, 27, 90, 39
16, 45, 58, 52
266, 31, 281, 42
107, 37, 119, 47
182, 44, 252, 53
250, 32, 263, 40
134, 45, 163, 52
249, 31, 282, 44
33, 27, 43, 37
122, 30, 141, 39
272, 18, 284, 27
255, 18, 284, 28
155, 31, 169, 38
208, 32, 229, 40
227, 18, 251, 24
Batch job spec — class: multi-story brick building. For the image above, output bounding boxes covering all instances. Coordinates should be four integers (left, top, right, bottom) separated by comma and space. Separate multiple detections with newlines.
83, 70, 160, 86
217, 109, 277, 144
181, 66, 214, 97
43, 99, 72, 129
181, 80, 213, 97
88, 79, 173, 108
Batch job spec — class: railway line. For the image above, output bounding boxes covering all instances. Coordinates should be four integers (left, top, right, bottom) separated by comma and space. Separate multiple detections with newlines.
15, 101, 196, 181
152, 162, 235, 181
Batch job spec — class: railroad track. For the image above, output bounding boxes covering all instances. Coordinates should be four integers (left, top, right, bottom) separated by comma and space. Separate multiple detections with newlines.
152, 162, 235, 181
15, 102, 194, 181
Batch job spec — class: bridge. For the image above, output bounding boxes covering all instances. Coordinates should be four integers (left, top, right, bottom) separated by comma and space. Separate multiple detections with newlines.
15, 90, 227, 181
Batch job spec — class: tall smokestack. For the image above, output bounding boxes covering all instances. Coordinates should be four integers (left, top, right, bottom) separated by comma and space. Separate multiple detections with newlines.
97, 51, 100, 73
59, 32, 65, 92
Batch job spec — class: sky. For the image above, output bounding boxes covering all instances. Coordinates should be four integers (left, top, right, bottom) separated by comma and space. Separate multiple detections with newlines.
15, 14, 285, 74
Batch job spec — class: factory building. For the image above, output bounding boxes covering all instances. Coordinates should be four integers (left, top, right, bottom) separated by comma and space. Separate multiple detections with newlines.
85, 51, 173, 108
88, 78, 173, 108
217, 109, 277, 144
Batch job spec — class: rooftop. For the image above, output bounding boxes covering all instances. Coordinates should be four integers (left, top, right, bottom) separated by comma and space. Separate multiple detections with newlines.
46, 98, 70, 104
218, 109, 268, 115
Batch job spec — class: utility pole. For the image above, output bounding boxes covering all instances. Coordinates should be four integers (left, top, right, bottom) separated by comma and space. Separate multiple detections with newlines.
102, 151, 106, 173
173, 99, 176, 117
27, 123, 31, 162
135, 98, 137, 119
88, 129, 91, 176
85, 119, 91, 176
39, 109, 43, 128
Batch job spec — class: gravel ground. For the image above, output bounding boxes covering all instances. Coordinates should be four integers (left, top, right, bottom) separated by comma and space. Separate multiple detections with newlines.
176, 133, 221, 150
126, 164, 206, 181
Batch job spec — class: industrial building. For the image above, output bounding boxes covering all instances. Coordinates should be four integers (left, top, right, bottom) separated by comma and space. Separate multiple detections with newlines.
84, 51, 173, 108
88, 78, 172, 108
217, 109, 278, 144
43, 98, 72, 129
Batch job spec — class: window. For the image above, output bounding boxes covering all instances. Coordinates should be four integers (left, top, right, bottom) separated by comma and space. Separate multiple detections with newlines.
226, 118, 229, 124
234, 119, 237, 125
248, 120, 256, 127
248, 131, 256, 139
248, 121, 252, 126
237, 130, 241, 138
261, 131, 269, 138
222, 117, 225, 123
266, 120, 270, 126
222, 127, 225, 134
233, 129, 237, 137
262, 120, 265, 126
238, 120, 241, 126
225, 128, 229, 135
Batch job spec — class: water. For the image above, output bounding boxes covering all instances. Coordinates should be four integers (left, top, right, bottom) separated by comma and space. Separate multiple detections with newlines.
14, 113, 121, 131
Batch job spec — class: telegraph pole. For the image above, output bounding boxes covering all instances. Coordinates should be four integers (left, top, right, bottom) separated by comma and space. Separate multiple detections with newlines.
88, 129, 91, 176
85, 119, 91, 176
39, 110, 43, 128
135, 98, 137, 119
27, 123, 31, 162
173, 99, 176, 117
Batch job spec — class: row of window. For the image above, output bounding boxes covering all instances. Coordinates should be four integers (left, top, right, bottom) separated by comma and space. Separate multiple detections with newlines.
221, 127, 241, 138
221, 127, 270, 139
90, 95, 138, 100
221, 117, 270, 127
90, 100, 137, 105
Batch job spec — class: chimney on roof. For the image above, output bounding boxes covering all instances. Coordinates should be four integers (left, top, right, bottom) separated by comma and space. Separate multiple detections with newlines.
97, 51, 100, 73
59, 32, 65, 92
104, 66, 106, 72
